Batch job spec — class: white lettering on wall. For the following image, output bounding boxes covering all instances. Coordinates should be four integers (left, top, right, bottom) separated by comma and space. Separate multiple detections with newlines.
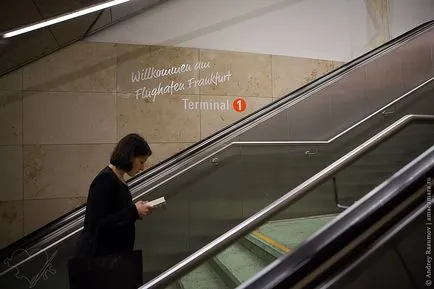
135, 81, 185, 102
194, 61, 211, 70
182, 98, 230, 111
187, 71, 232, 88
128, 61, 232, 103
131, 64, 193, 83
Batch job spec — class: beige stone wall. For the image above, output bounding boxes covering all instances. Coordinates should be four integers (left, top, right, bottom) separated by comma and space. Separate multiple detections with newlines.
0, 41, 343, 248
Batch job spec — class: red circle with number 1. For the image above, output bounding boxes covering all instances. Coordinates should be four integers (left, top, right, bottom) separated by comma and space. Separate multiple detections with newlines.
233, 98, 246, 112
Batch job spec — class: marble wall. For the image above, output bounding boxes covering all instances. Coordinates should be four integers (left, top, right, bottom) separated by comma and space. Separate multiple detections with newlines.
0, 41, 343, 248
365, 0, 391, 48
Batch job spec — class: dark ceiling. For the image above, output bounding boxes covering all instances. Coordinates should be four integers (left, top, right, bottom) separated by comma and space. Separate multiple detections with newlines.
0, 0, 167, 77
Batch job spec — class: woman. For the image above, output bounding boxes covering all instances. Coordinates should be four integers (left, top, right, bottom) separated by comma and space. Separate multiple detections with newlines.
69, 133, 153, 289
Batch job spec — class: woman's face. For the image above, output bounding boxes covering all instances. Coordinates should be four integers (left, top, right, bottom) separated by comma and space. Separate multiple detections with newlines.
127, 155, 149, 177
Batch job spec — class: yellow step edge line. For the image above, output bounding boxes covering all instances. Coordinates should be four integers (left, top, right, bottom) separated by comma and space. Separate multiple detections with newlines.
252, 231, 291, 254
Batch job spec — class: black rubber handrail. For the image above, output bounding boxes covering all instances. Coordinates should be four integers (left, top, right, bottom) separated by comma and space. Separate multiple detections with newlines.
1, 20, 433, 261
237, 145, 434, 289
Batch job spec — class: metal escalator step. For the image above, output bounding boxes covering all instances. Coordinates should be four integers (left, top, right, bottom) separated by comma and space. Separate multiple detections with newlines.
164, 280, 184, 289
243, 232, 288, 262
178, 262, 229, 289
256, 214, 338, 249
212, 243, 269, 286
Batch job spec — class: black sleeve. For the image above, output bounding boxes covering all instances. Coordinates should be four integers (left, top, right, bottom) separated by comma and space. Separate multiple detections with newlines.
86, 173, 139, 235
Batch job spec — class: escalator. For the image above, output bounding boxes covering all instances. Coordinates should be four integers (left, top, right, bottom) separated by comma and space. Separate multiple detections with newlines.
0, 21, 433, 289
236, 145, 434, 289
136, 119, 434, 289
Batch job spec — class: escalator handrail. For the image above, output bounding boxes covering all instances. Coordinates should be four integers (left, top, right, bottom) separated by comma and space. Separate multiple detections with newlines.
319, 197, 429, 289
2, 110, 431, 276
1, 111, 432, 276
3, 72, 432, 267
137, 114, 434, 289
128, 76, 434, 203
125, 19, 434, 188
1, 20, 433, 265
237, 147, 434, 289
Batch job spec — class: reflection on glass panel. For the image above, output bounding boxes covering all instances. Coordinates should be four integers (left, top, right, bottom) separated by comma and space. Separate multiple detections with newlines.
0, 234, 78, 289
326, 192, 427, 289
163, 121, 434, 289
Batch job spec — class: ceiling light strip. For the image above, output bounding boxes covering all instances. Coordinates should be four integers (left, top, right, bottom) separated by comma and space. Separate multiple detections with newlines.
1, 0, 130, 38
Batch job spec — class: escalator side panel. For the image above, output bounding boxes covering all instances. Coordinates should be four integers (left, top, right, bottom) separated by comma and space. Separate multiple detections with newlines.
321, 193, 427, 289
334, 249, 416, 289
236, 28, 433, 144
400, 28, 434, 92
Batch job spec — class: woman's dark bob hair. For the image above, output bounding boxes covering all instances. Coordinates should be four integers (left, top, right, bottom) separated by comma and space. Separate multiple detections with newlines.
110, 133, 152, 171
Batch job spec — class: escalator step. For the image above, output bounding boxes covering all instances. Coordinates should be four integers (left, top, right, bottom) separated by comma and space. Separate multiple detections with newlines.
256, 214, 337, 249
213, 243, 269, 286
178, 262, 229, 289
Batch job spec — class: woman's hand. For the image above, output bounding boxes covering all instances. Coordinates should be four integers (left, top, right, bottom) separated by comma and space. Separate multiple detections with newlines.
135, 201, 152, 217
